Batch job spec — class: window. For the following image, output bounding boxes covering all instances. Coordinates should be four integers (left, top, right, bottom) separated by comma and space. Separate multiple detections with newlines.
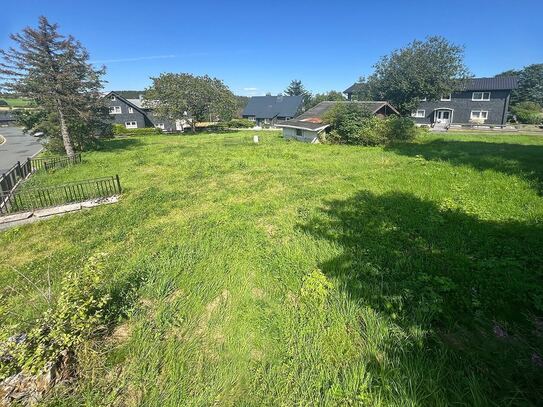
470, 110, 489, 120
411, 110, 425, 118
156, 123, 165, 129
441, 94, 452, 101
128, 107, 134, 114
109, 106, 122, 114
296, 129, 303, 136
472, 92, 491, 101
247, 116, 255, 121
110, 95, 116, 101
125, 121, 138, 129
420, 97, 427, 102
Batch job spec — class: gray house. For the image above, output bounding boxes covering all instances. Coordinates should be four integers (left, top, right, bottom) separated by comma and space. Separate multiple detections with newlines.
242, 95, 303, 126
344, 76, 518, 128
104, 91, 182, 132
276, 101, 399, 143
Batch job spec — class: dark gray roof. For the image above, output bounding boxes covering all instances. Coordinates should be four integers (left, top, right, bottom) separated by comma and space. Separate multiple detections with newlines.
461, 76, 518, 91
0, 111, 15, 122
344, 76, 519, 94
242, 95, 303, 119
276, 101, 398, 131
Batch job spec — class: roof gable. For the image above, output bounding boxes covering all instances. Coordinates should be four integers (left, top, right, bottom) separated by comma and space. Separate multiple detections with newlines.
242, 95, 303, 119
104, 91, 148, 115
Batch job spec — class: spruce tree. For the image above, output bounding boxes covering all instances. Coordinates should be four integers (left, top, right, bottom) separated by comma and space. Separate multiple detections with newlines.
0, 16, 107, 157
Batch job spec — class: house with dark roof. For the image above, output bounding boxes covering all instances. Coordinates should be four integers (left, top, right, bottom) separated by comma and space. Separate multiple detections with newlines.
275, 101, 399, 143
104, 91, 185, 132
344, 76, 518, 128
242, 95, 303, 127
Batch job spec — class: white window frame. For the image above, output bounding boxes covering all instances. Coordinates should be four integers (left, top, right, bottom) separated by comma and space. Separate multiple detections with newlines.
155, 123, 165, 129
470, 110, 489, 120
125, 121, 138, 129
441, 94, 452, 101
128, 107, 134, 114
472, 92, 491, 101
109, 106, 122, 114
411, 109, 425, 118
419, 97, 427, 102
110, 95, 116, 101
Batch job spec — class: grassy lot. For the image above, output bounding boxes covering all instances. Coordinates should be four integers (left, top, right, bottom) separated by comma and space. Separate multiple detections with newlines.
0, 98, 32, 108
1, 131, 542, 405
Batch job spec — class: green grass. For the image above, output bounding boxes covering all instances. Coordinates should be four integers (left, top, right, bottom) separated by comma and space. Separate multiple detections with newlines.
0, 97, 32, 108
1, 131, 542, 405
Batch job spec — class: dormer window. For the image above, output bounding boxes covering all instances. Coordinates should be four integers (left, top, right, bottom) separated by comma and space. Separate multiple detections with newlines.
472, 92, 491, 101
441, 94, 452, 101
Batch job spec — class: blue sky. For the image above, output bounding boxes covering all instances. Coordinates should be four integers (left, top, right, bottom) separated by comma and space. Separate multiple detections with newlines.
1, 0, 542, 96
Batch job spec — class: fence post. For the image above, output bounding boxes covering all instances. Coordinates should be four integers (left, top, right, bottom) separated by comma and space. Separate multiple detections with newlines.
115, 174, 122, 193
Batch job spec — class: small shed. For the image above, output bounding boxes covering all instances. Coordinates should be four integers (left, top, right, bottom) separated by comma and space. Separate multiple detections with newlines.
276, 101, 399, 143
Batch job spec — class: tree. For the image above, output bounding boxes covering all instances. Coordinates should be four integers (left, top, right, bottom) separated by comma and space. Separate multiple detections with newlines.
145, 73, 237, 133
496, 64, 543, 106
0, 16, 108, 157
367, 36, 470, 114
510, 101, 543, 124
307, 90, 345, 109
284, 79, 311, 108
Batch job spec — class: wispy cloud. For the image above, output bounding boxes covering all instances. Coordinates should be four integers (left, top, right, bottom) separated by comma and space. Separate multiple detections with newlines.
243, 87, 258, 91
90, 54, 177, 64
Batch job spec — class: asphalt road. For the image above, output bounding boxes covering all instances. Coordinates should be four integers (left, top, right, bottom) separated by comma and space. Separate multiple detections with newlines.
0, 126, 43, 174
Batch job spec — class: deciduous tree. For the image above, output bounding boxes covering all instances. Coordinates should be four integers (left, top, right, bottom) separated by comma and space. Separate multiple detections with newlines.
367, 36, 470, 114
145, 73, 237, 133
0, 16, 109, 156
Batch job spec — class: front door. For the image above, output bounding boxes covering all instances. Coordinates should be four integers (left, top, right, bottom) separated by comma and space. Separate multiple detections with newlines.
435, 110, 451, 125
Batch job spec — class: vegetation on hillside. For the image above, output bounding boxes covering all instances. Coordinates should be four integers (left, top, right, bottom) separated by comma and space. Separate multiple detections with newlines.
1, 131, 542, 405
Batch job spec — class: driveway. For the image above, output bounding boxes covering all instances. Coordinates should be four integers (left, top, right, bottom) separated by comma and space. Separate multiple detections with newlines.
0, 126, 43, 174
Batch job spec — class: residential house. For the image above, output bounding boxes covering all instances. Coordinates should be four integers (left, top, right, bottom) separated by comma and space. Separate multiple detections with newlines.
242, 95, 303, 126
275, 101, 399, 143
344, 76, 518, 128
104, 91, 186, 132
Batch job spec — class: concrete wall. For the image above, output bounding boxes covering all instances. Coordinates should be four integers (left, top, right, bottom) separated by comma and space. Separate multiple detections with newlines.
282, 127, 320, 143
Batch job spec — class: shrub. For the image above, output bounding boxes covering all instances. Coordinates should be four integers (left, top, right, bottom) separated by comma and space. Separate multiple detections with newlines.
386, 116, 418, 142
227, 118, 254, 128
511, 101, 543, 124
0, 99, 8, 107
323, 102, 417, 145
0, 255, 110, 379
113, 124, 163, 136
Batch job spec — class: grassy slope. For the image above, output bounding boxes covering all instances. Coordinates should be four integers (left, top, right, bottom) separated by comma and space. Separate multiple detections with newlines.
1, 131, 542, 405
0, 98, 32, 107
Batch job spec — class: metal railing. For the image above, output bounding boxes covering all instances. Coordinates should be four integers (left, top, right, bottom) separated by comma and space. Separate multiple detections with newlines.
0, 160, 32, 194
31, 153, 82, 172
0, 175, 122, 215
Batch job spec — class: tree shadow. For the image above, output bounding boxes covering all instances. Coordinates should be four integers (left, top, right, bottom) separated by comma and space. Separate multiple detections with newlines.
300, 190, 543, 402
386, 139, 543, 194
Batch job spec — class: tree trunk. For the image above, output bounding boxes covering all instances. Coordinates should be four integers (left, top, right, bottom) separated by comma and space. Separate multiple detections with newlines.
57, 101, 75, 158
191, 120, 196, 133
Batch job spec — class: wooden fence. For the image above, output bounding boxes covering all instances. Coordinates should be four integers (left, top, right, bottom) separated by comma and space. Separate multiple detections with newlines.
0, 175, 122, 215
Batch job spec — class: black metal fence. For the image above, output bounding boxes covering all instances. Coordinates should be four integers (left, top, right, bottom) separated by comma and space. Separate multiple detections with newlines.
0, 175, 122, 215
0, 160, 32, 194
31, 153, 82, 172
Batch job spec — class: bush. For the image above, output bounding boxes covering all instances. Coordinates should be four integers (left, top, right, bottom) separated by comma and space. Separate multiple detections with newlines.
227, 118, 254, 128
113, 124, 163, 136
0, 99, 8, 107
323, 102, 417, 145
511, 102, 543, 124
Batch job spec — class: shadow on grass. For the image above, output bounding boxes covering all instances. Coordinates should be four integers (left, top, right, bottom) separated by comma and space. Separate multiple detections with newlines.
386, 139, 543, 194
300, 190, 543, 402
